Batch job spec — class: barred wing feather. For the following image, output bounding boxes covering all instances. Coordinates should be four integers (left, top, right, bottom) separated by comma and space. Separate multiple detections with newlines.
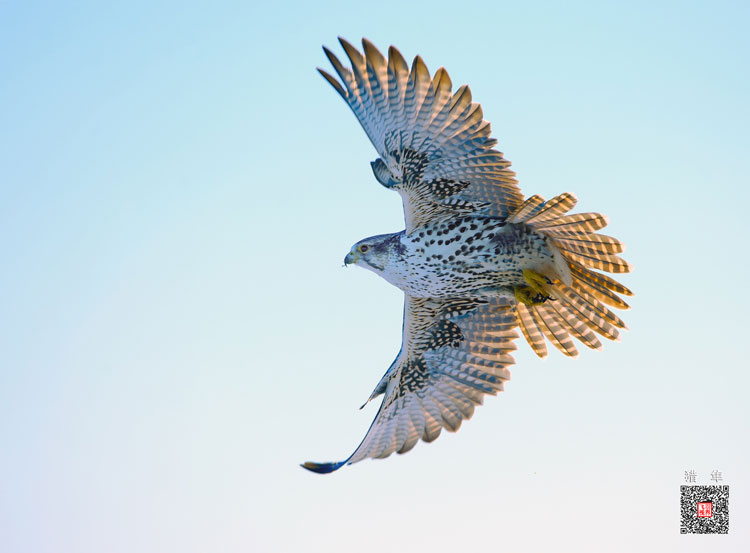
318, 38, 523, 232
302, 295, 518, 473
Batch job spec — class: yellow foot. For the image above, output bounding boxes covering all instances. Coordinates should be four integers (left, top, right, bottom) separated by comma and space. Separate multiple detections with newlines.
523, 269, 552, 295
514, 269, 553, 306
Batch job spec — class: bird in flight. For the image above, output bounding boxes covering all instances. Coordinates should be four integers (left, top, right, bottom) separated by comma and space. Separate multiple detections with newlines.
302, 38, 632, 474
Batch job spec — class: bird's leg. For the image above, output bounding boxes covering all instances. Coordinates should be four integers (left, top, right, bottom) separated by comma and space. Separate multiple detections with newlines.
523, 269, 552, 295
514, 269, 553, 306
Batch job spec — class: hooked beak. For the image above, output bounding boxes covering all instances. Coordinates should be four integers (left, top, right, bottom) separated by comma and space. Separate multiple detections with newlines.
344, 251, 358, 266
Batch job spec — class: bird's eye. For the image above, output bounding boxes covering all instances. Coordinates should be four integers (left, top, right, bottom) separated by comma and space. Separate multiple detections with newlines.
359, 244, 369, 253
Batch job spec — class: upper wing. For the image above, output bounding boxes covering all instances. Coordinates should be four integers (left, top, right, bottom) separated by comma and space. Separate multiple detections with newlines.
319, 38, 523, 233
302, 294, 519, 473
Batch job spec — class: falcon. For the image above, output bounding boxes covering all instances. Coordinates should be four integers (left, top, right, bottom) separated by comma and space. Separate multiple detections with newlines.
302, 38, 632, 473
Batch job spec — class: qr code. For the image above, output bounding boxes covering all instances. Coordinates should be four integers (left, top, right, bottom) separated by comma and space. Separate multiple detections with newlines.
680, 485, 729, 534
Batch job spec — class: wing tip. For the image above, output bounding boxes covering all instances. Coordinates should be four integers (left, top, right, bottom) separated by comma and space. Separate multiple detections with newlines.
300, 460, 347, 474
361, 36, 376, 52
317, 67, 347, 98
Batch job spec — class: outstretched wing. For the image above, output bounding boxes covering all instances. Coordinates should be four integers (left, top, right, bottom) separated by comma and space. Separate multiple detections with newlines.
302, 294, 519, 473
318, 38, 523, 233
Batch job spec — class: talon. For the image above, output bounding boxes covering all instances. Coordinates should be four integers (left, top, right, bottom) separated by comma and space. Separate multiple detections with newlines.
522, 269, 552, 294
515, 270, 553, 306
514, 285, 534, 306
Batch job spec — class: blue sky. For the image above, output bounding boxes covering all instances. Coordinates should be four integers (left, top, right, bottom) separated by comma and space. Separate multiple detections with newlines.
1, 1, 748, 551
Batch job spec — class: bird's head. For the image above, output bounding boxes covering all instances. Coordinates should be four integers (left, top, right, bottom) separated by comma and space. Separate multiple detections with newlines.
344, 232, 404, 276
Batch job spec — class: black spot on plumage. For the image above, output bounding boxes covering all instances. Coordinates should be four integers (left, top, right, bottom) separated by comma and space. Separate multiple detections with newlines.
398, 357, 429, 394
424, 178, 470, 200
397, 148, 429, 187
425, 321, 464, 351
438, 298, 486, 319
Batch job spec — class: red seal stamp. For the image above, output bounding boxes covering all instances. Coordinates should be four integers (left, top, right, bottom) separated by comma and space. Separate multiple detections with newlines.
697, 502, 713, 518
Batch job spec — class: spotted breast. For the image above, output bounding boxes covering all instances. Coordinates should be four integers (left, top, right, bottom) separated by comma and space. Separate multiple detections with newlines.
381, 216, 570, 298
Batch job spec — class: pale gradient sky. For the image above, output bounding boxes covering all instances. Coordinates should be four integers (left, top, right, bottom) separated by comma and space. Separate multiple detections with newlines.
1, 1, 748, 552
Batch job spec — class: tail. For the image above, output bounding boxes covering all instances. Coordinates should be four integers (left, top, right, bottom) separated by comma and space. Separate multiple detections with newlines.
507, 193, 633, 358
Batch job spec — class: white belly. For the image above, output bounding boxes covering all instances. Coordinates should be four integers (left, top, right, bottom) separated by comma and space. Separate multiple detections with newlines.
383, 218, 568, 297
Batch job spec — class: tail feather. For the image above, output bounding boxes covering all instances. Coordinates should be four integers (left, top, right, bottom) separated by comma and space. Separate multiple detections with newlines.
511, 193, 632, 355
569, 262, 633, 296
525, 192, 578, 224
535, 212, 609, 234
555, 282, 627, 330
561, 250, 631, 274
517, 303, 548, 358
571, 277, 630, 310
532, 303, 579, 357
508, 195, 546, 223
553, 236, 624, 257
548, 301, 603, 351
554, 286, 621, 341
552, 233, 624, 253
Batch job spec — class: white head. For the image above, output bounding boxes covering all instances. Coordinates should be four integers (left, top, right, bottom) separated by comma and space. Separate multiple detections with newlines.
344, 232, 405, 280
